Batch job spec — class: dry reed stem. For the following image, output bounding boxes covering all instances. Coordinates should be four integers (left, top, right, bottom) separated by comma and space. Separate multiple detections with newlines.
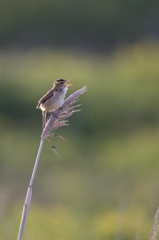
17, 86, 87, 240
135, 223, 141, 240
17, 139, 45, 240
150, 207, 159, 240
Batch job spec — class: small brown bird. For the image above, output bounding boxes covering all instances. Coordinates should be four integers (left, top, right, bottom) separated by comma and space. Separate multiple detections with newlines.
36, 79, 72, 128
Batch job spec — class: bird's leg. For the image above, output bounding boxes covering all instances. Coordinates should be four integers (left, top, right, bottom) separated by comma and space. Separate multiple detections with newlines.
52, 111, 58, 119
42, 111, 46, 129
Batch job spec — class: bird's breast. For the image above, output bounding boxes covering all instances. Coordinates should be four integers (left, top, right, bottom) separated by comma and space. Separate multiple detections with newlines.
40, 86, 68, 112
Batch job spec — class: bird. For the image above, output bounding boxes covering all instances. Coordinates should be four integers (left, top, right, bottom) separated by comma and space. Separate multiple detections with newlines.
36, 79, 72, 128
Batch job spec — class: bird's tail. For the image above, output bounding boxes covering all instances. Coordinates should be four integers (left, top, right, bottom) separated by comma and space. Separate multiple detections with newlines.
42, 111, 46, 129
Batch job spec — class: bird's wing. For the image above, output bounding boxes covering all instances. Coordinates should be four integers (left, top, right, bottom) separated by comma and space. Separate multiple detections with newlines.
36, 88, 56, 108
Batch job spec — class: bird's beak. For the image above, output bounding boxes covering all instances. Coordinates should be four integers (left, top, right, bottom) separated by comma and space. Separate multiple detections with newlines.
65, 78, 73, 86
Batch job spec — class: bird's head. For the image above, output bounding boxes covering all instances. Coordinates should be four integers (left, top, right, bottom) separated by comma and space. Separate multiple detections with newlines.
54, 79, 73, 87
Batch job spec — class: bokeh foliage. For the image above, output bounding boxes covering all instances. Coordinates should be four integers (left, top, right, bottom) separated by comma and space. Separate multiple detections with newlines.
0, 41, 159, 239
0, 0, 159, 48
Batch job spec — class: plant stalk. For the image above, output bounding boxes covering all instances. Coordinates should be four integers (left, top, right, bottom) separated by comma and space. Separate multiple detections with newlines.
17, 85, 87, 240
17, 139, 44, 240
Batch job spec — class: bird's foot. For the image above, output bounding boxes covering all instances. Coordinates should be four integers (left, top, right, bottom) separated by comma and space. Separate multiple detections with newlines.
52, 112, 58, 118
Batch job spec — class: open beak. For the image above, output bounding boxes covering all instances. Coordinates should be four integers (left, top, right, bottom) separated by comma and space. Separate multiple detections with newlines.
65, 78, 73, 86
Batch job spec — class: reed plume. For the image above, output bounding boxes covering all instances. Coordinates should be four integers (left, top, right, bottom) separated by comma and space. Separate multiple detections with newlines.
17, 86, 87, 240
42, 86, 87, 153
150, 207, 159, 240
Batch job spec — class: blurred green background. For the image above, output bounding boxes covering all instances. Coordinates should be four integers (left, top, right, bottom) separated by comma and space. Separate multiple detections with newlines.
1, 1, 159, 240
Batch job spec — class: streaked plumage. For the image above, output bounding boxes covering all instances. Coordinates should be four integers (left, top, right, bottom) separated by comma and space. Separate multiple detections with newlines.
36, 79, 72, 128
